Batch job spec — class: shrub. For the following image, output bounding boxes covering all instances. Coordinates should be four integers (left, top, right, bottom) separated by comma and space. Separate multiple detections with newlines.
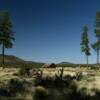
0, 87, 10, 97
49, 63, 56, 68
55, 68, 64, 80
75, 72, 83, 81
19, 64, 31, 76
7, 79, 26, 96
34, 86, 48, 100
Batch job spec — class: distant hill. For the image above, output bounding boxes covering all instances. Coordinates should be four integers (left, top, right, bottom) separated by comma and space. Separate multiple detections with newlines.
57, 62, 75, 67
0, 54, 44, 68
0, 55, 75, 68
0, 54, 43, 64
0, 54, 25, 64
58, 62, 73, 65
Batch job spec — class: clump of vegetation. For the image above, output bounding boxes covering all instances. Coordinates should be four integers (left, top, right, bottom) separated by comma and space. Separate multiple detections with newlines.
19, 64, 31, 76
0, 78, 34, 99
49, 63, 56, 68
55, 68, 64, 80
0, 86, 10, 97
34, 86, 48, 100
75, 71, 83, 81
7, 79, 26, 96
34, 68, 76, 88
34, 73, 100, 100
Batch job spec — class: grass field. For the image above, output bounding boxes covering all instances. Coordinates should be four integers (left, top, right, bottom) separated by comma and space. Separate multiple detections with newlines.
0, 67, 100, 89
0, 67, 100, 99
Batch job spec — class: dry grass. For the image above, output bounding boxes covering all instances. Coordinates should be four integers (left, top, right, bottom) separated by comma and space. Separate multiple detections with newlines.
0, 67, 19, 86
0, 67, 100, 93
40, 67, 100, 95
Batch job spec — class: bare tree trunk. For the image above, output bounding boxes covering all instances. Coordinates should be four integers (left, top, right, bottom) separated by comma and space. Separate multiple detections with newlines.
86, 55, 88, 68
2, 43, 5, 66
97, 49, 99, 65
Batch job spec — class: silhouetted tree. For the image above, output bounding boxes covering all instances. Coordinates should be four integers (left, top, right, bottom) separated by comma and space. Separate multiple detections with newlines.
80, 26, 91, 66
0, 11, 14, 65
92, 12, 100, 64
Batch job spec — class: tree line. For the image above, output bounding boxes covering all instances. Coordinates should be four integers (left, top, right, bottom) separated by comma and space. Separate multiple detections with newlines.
81, 12, 100, 66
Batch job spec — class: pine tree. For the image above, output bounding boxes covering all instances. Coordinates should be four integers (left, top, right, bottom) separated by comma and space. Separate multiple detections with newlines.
92, 40, 100, 64
92, 12, 100, 64
80, 26, 91, 66
0, 11, 14, 65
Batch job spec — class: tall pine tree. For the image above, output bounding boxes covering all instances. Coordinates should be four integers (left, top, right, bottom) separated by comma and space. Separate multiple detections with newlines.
80, 26, 91, 66
0, 11, 14, 65
92, 12, 100, 64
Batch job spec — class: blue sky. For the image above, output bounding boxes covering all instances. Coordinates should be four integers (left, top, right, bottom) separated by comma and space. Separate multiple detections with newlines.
0, 0, 100, 64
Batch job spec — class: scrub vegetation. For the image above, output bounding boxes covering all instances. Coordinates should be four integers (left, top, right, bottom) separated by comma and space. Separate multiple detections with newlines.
1, 1, 100, 100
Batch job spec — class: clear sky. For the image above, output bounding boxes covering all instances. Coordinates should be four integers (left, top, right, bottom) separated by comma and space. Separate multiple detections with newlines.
0, 0, 100, 64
